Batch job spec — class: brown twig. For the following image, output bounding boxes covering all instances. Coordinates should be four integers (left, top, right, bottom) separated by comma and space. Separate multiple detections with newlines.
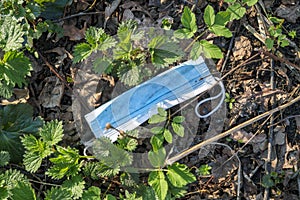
165, 93, 300, 165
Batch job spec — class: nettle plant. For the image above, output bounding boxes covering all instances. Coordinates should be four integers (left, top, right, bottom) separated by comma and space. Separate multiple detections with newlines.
0, 0, 62, 98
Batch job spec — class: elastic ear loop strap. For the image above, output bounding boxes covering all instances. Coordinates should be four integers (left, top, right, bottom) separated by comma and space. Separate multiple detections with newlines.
194, 78, 225, 118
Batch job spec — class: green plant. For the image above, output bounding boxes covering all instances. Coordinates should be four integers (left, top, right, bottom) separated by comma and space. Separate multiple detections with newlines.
197, 164, 212, 176
0, 103, 43, 163
225, 92, 235, 110
146, 108, 196, 200
0, 0, 63, 98
262, 171, 284, 189
73, 20, 184, 86
265, 17, 290, 51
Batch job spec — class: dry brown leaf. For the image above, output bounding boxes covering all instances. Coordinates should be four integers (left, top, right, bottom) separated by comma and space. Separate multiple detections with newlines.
63, 24, 86, 41
275, 3, 300, 23
232, 36, 252, 61
39, 77, 64, 108
104, 0, 122, 27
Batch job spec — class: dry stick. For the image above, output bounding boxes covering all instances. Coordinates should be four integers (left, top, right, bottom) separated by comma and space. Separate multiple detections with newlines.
261, 50, 300, 72
53, 11, 104, 22
165, 93, 300, 165
264, 58, 276, 200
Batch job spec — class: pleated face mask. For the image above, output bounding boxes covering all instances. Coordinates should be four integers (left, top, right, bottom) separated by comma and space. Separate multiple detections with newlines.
85, 56, 225, 142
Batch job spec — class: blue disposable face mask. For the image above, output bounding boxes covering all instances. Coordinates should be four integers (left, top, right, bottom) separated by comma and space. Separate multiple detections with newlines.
85, 57, 225, 142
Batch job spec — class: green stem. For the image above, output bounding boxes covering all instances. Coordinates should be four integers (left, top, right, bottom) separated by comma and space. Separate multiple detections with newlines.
184, 30, 208, 52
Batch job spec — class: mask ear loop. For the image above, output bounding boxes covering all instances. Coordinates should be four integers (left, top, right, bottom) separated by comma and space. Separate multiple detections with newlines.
195, 78, 225, 118
83, 139, 95, 157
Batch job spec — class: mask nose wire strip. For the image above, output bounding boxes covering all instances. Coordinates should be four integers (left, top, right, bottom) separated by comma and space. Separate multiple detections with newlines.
194, 78, 225, 118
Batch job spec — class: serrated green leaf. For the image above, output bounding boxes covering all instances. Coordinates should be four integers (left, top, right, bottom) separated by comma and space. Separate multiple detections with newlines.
0, 50, 32, 88
227, 3, 246, 20
150, 127, 164, 134
23, 151, 43, 173
173, 116, 185, 123
242, 0, 258, 6
0, 104, 43, 163
0, 81, 13, 99
93, 137, 133, 170
148, 148, 166, 168
0, 151, 10, 167
72, 43, 93, 63
0, 16, 25, 51
93, 57, 112, 74
62, 175, 85, 200
189, 41, 202, 60
215, 11, 231, 26
181, 7, 197, 33
163, 129, 173, 144
204, 5, 215, 27
173, 28, 194, 39
82, 186, 101, 200
0, 169, 29, 190
265, 38, 274, 50
45, 187, 72, 200
148, 171, 168, 200
40, 120, 63, 146
47, 146, 83, 179
148, 36, 183, 66
10, 181, 36, 200
0, 187, 9, 200
209, 25, 232, 38
200, 40, 223, 59
171, 122, 185, 137
119, 66, 140, 86
149, 114, 166, 124
167, 163, 196, 187
85, 27, 104, 47
150, 134, 164, 152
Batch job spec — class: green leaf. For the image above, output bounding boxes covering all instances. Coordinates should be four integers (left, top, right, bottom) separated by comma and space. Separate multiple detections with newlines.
262, 174, 275, 188
0, 151, 10, 167
149, 114, 166, 124
82, 186, 101, 200
93, 57, 112, 74
40, 0, 70, 20
224, 0, 236, 2
93, 137, 133, 170
46, 146, 83, 179
209, 25, 232, 38
172, 122, 185, 137
265, 38, 274, 50
105, 194, 117, 200
150, 134, 164, 152
189, 41, 202, 60
157, 107, 167, 117
0, 16, 25, 51
10, 182, 36, 200
173, 28, 194, 39
45, 187, 72, 200
72, 43, 93, 63
148, 148, 166, 168
172, 116, 185, 123
0, 104, 43, 163
40, 120, 63, 146
0, 51, 32, 88
148, 36, 183, 66
200, 40, 223, 59
23, 151, 43, 173
215, 11, 232, 26
163, 129, 173, 144
119, 66, 140, 86
242, 0, 258, 6
204, 5, 215, 27
62, 175, 85, 200
150, 127, 164, 134
167, 163, 196, 187
181, 7, 197, 33
148, 171, 168, 200
227, 3, 246, 20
